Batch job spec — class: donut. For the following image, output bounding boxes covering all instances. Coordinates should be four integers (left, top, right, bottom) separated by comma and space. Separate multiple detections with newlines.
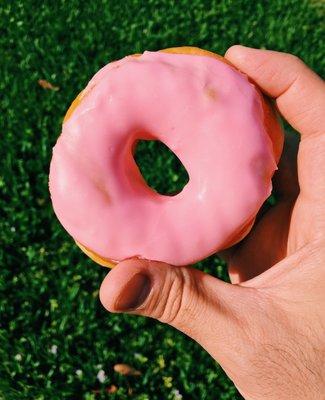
49, 46, 283, 267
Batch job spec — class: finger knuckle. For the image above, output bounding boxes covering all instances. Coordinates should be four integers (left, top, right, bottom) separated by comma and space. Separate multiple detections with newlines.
154, 267, 197, 327
285, 53, 305, 69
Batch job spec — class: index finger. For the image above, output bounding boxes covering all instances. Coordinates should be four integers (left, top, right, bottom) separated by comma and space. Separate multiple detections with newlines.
225, 46, 325, 139
225, 46, 325, 201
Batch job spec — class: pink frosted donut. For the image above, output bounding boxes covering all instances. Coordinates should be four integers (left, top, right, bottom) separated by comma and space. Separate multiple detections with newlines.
49, 47, 283, 267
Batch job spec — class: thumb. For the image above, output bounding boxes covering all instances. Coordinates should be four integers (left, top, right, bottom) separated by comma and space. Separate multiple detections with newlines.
99, 258, 255, 363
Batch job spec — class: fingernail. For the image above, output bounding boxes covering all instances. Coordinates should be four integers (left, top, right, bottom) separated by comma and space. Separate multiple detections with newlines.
114, 273, 151, 311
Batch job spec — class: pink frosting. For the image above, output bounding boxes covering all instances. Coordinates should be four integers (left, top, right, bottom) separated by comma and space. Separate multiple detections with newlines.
49, 51, 277, 266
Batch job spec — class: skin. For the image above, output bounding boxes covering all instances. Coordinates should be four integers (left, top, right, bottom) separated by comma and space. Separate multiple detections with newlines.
99, 46, 325, 400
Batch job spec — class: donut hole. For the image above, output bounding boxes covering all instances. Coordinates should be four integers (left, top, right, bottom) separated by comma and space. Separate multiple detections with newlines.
134, 139, 189, 196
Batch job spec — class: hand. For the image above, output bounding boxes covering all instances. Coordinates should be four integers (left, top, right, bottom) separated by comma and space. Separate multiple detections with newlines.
99, 47, 325, 400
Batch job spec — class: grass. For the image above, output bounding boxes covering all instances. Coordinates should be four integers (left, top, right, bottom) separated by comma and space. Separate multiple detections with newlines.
1, 0, 324, 399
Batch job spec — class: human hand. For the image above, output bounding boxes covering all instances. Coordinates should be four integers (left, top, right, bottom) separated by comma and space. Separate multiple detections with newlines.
99, 47, 325, 400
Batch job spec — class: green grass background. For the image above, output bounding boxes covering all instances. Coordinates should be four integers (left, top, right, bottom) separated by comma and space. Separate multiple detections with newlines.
1, 0, 324, 399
